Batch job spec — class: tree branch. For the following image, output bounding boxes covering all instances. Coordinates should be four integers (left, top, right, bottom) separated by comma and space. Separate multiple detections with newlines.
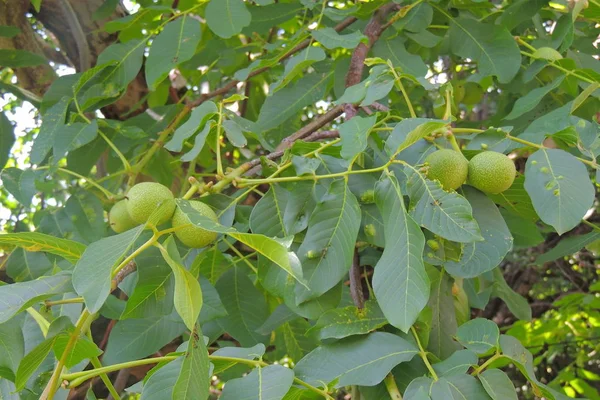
349, 249, 365, 309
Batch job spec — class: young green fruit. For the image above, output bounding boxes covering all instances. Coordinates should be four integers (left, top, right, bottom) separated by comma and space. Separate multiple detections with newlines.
126, 182, 176, 225
468, 151, 516, 194
109, 200, 137, 233
172, 201, 219, 248
424, 149, 468, 190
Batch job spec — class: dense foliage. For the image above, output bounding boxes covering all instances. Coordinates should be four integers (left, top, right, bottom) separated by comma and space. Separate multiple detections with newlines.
0, 0, 599, 399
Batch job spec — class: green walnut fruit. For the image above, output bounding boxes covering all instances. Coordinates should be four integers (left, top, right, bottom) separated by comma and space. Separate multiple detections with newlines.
468, 151, 516, 194
126, 182, 176, 225
424, 149, 468, 191
109, 200, 137, 233
172, 201, 218, 248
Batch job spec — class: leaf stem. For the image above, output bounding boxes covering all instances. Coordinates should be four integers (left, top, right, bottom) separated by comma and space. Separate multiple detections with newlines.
98, 129, 132, 172
86, 331, 121, 400
223, 239, 258, 273
388, 60, 417, 118
384, 373, 403, 399
110, 233, 158, 278
451, 128, 485, 134
36, 166, 116, 200
44, 297, 85, 307
472, 352, 505, 375
411, 326, 439, 381
216, 101, 224, 178
26, 307, 50, 337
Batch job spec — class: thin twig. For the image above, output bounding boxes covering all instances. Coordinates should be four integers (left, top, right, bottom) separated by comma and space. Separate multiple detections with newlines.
349, 248, 364, 308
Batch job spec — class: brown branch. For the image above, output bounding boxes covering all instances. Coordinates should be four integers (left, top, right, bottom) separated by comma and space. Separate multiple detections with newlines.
349, 249, 365, 309
188, 16, 357, 108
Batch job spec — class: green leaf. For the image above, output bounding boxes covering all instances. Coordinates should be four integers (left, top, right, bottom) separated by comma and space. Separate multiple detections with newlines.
53, 332, 102, 368
456, 318, 500, 355
405, 167, 482, 243
192, 246, 232, 285
491, 268, 531, 321
15, 336, 55, 390
385, 119, 447, 155
536, 231, 600, 265
30, 96, 70, 165
272, 47, 327, 92
256, 304, 297, 335
146, 16, 202, 90
53, 120, 98, 160
373, 173, 429, 332
444, 187, 513, 278
0, 112, 15, 170
448, 17, 521, 83
0, 273, 72, 324
215, 267, 269, 346
524, 148, 594, 235
0, 321, 24, 380
180, 120, 215, 162
499, 335, 543, 390
257, 69, 333, 136
165, 102, 218, 152
312, 28, 367, 49
177, 199, 305, 286
501, 210, 544, 248
220, 365, 295, 400
276, 318, 318, 362
5, 248, 52, 282
531, 47, 563, 61
244, 3, 303, 35
222, 119, 247, 147
338, 115, 377, 160
505, 76, 565, 120
0, 26, 20, 38
103, 312, 187, 365
307, 300, 388, 340
158, 237, 203, 331
72, 226, 144, 313
295, 179, 361, 303
432, 349, 478, 377
395, 3, 433, 33
96, 38, 146, 90
372, 35, 428, 77
295, 332, 418, 387
141, 358, 183, 400
0, 49, 47, 67
427, 267, 460, 360
211, 344, 265, 374
487, 176, 538, 222
173, 325, 210, 400
0, 232, 86, 263
206, 0, 251, 39
404, 377, 435, 398
250, 185, 289, 237
199, 277, 227, 324
479, 369, 518, 400
431, 375, 492, 399
0, 168, 37, 207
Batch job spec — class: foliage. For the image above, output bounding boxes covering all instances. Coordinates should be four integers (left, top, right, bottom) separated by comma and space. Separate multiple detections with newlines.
0, 0, 599, 399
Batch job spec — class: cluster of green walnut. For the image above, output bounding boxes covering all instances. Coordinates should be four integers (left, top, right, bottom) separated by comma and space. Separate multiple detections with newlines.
424, 149, 516, 194
108, 182, 219, 248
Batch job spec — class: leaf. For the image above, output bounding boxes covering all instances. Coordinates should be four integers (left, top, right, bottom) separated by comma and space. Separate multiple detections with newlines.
96, 38, 146, 90
199, 277, 227, 324
205, 0, 251, 39
372, 35, 428, 77
498, 335, 541, 388
141, 358, 183, 400
250, 185, 289, 237
294, 332, 418, 387
524, 148, 594, 235
386, 119, 447, 155
0, 273, 72, 324
145, 16, 202, 90
448, 17, 521, 83
72, 226, 144, 313
0, 321, 24, 380
395, 3, 433, 33
311, 28, 367, 49
479, 369, 518, 400
158, 237, 203, 331
5, 248, 53, 282
536, 231, 600, 265
531, 47, 563, 61
256, 304, 297, 335
338, 115, 377, 160
432, 349, 478, 377
211, 344, 266, 374
0, 26, 20, 38
193, 246, 232, 285
405, 167, 482, 243
177, 199, 305, 286
295, 179, 361, 303
444, 187, 513, 278
0, 113, 15, 170
53, 120, 98, 160
491, 268, 531, 321
180, 120, 215, 162
244, 3, 303, 35
505, 76, 565, 120
373, 173, 429, 332
456, 318, 500, 355
15, 335, 55, 390
215, 267, 269, 347
220, 365, 295, 400
0, 232, 86, 263
276, 318, 318, 362
53, 332, 102, 368
103, 312, 187, 365
0, 168, 37, 207
307, 300, 388, 340
431, 375, 492, 400
222, 119, 247, 147
272, 47, 327, 92
487, 176, 538, 222
257, 69, 333, 135
30, 96, 70, 164
173, 325, 210, 400
0, 49, 47, 67
427, 267, 460, 360
165, 102, 218, 152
